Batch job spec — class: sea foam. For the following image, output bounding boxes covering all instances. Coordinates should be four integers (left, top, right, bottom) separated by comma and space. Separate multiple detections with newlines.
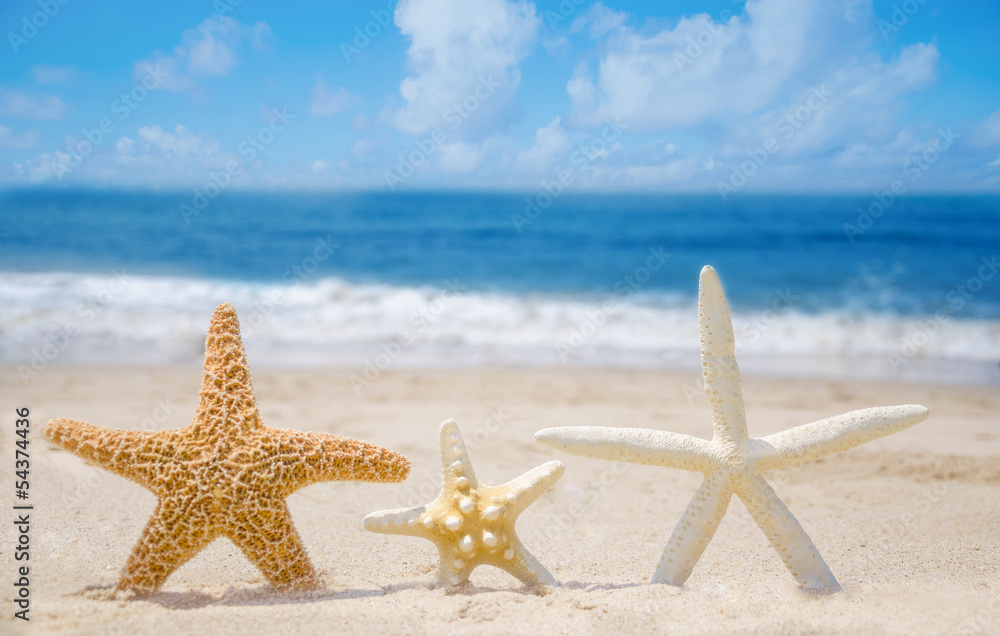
1, 271, 997, 383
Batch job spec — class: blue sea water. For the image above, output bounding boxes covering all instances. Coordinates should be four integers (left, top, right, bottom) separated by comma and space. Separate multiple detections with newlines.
1, 190, 998, 382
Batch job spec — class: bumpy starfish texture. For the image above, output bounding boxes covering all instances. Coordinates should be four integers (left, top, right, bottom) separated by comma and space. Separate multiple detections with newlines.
45, 303, 410, 594
363, 420, 564, 588
535, 266, 928, 592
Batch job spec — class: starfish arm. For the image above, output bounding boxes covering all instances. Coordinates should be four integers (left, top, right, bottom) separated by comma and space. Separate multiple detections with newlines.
737, 475, 839, 591
224, 499, 321, 589
362, 515, 463, 588
432, 543, 466, 587
45, 418, 164, 490
698, 266, 749, 444
498, 460, 565, 517
534, 426, 714, 473
754, 404, 929, 471
117, 503, 218, 593
496, 538, 558, 587
192, 303, 264, 437
267, 429, 411, 495
439, 419, 478, 488
651, 472, 732, 586
362, 505, 431, 538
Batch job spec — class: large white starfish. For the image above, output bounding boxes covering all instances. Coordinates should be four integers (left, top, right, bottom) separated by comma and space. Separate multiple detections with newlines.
535, 265, 928, 592
364, 419, 564, 588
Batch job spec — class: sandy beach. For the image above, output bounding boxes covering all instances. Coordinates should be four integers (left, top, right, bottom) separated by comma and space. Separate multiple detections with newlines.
2, 364, 998, 634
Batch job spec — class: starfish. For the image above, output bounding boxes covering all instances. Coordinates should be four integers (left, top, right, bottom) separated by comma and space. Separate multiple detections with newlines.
535, 266, 928, 592
44, 302, 410, 594
363, 419, 564, 589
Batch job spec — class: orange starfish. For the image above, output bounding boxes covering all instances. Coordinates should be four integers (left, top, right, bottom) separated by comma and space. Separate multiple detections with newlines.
45, 303, 410, 594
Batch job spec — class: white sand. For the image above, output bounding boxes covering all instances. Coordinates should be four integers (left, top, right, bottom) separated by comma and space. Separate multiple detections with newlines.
2, 365, 998, 635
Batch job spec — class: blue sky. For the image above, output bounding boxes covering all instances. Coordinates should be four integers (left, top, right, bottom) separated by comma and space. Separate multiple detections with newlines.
1, 0, 999, 193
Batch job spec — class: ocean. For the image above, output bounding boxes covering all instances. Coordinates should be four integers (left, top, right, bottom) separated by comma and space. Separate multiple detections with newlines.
1, 190, 998, 384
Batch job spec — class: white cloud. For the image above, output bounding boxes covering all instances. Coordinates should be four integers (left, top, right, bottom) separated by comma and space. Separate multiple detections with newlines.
312, 160, 330, 172
0, 126, 41, 149
437, 141, 486, 173
12, 151, 73, 183
889, 40, 938, 88
350, 137, 377, 156
571, 2, 627, 38
137, 124, 206, 156
30, 64, 75, 84
545, 0, 952, 191
133, 17, 271, 94
711, 40, 939, 170
7, 123, 245, 187
134, 124, 235, 169
0, 87, 67, 120
352, 113, 371, 131
714, 49, 907, 146
309, 79, 361, 117
619, 158, 700, 184
393, 0, 540, 140
115, 137, 135, 156
517, 116, 571, 171
568, 0, 878, 130
974, 109, 1000, 147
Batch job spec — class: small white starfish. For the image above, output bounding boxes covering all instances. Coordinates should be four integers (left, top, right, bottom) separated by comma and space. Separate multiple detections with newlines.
535, 265, 928, 592
364, 419, 564, 588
